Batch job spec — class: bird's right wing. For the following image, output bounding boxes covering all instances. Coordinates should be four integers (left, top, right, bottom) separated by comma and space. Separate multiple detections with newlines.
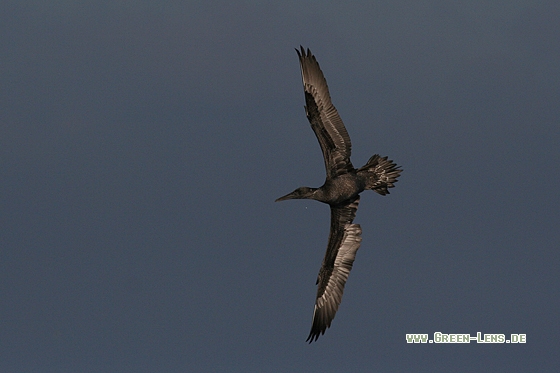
297, 46, 354, 180
307, 197, 362, 343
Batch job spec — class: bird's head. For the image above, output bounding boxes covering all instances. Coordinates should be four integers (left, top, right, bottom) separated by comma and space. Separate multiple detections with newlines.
275, 187, 317, 202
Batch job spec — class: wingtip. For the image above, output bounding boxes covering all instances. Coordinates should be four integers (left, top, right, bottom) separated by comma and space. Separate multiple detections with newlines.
305, 304, 328, 344
306, 330, 320, 344
295, 45, 313, 59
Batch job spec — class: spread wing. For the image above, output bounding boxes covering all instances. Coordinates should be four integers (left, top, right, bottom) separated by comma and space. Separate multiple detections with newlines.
307, 197, 362, 343
297, 46, 354, 180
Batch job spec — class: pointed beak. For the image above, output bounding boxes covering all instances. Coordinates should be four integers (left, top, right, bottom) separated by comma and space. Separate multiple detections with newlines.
275, 191, 297, 202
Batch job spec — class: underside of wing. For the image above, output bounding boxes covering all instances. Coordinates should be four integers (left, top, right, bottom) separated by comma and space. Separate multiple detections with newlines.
297, 46, 354, 179
307, 197, 362, 343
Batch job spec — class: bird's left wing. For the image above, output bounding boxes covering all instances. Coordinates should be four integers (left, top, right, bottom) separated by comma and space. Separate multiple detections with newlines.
307, 197, 362, 343
297, 47, 354, 180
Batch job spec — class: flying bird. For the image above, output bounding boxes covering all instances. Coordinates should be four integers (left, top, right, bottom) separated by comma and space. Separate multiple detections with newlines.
276, 46, 402, 343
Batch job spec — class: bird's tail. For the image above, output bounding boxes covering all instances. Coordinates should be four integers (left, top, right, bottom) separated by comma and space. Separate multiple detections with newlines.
357, 154, 402, 196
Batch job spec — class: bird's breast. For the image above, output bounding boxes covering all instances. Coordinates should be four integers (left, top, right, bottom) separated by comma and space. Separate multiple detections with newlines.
318, 174, 365, 205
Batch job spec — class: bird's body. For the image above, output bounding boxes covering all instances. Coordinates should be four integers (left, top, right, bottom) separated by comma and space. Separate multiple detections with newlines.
276, 47, 402, 343
279, 173, 364, 205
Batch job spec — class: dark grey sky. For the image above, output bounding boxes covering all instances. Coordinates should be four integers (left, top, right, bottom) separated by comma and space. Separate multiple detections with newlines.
1, 1, 559, 371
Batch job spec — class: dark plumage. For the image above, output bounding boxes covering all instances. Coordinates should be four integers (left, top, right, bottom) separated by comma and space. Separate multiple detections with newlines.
276, 47, 402, 343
